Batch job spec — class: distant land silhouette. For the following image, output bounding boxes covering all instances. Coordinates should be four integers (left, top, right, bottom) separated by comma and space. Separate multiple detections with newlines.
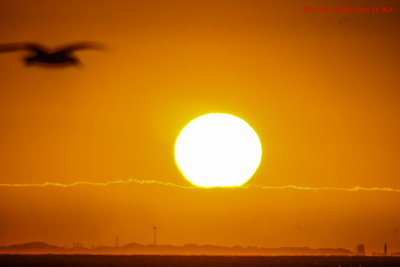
0, 241, 359, 256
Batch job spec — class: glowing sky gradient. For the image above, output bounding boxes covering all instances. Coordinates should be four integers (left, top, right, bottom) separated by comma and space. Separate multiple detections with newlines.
0, 0, 399, 253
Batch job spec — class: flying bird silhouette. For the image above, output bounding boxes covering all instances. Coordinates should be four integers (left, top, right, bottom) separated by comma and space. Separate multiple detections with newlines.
0, 42, 105, 67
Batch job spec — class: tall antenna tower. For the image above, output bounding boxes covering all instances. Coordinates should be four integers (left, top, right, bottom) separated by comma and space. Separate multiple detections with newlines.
153, 225, 157, 246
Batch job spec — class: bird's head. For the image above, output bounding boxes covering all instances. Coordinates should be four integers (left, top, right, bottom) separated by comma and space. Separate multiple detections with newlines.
23, 56, 37, 66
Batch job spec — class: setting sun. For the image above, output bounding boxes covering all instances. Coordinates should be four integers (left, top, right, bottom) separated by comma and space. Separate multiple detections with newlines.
174, 113, 262, 187
1, 0, 399, 262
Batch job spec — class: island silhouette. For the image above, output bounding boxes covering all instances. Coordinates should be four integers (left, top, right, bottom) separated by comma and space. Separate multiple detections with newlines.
0, 241, 356, 256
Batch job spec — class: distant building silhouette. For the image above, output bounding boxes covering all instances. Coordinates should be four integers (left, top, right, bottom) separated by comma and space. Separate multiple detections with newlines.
115, 236, 119, 248
153, 225, 157, 246
384, 242, 387, 256
356, 244, 365, 256
72, 242, 84, 249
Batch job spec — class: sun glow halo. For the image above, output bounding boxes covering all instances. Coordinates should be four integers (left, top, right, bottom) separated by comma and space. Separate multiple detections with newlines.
174, 113, 262, 187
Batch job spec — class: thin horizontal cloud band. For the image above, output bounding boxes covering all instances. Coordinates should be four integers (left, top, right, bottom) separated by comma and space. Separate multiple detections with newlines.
0, 179, 399, 192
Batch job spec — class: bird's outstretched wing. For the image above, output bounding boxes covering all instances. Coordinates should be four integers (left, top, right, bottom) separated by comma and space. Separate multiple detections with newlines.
54, 42, 106, 54
0, 43, 47, 53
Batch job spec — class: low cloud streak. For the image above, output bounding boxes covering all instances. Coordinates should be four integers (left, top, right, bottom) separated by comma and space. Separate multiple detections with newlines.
0, 179, 399, 192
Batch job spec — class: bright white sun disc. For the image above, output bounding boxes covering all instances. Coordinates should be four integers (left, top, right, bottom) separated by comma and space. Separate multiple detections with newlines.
174, 113, 262, 187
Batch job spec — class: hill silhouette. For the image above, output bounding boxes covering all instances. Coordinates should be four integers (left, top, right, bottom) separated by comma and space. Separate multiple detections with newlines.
0, 241, 355, 256
0, 241, 61, 251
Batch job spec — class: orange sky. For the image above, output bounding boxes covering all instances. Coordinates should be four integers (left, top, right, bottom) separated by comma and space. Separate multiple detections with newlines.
0, 0, 399, 253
